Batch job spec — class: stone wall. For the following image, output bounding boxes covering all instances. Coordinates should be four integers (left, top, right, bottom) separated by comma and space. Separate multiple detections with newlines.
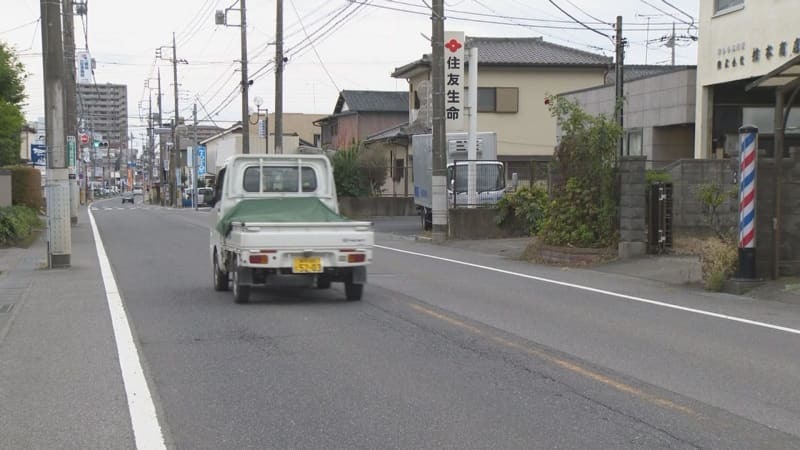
618, 157, 647, 258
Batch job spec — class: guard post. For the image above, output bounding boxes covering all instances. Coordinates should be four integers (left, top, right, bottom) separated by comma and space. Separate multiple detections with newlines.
737, 125, 758, 279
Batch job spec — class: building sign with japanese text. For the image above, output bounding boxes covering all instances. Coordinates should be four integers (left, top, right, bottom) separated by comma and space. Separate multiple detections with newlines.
444, 31, 465, 132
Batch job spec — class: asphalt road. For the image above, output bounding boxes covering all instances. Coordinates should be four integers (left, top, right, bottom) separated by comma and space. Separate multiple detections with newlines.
91, 199, 800, 449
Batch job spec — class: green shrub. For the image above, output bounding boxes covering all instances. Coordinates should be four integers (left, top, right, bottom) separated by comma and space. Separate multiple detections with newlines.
646, 170, 671, 183
6, 166, 43, 211
539, 178, 615, 248
331, 143, 368, 197
696, 183, 737, 241
0, 205, 42, 246
495, 186, 548, 235
541, 95, 621, 248
699, 238, 737, 291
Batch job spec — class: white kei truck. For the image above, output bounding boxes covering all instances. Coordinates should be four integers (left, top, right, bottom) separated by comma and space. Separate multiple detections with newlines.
209, 154, 374, 303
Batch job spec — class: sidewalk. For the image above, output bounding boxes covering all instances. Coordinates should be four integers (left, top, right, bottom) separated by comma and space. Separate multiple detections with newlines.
439, 237, 800, 306
0, 206, 134, 448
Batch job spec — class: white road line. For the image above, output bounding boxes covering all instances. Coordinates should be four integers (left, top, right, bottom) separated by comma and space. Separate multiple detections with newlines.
88, 209, 167, 449
375, 244, 800, 337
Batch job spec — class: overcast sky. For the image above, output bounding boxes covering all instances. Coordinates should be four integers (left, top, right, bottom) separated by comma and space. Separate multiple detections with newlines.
2, 0, 698, 148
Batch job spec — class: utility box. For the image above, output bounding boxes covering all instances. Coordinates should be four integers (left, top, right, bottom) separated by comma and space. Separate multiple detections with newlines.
0, 169, 11, 207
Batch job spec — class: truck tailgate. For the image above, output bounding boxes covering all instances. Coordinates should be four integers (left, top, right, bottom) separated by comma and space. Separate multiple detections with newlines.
226, 221, 373, 250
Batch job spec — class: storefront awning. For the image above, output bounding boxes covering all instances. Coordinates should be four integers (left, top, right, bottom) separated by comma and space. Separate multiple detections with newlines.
746, 53, 800, 91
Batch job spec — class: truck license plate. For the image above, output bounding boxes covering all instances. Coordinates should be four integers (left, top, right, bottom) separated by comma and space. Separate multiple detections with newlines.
292, 257, 322, 273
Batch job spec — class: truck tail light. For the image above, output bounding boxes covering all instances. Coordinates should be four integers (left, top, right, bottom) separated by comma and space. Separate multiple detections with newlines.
347, 253, 365, 263
249, 255, 269, 264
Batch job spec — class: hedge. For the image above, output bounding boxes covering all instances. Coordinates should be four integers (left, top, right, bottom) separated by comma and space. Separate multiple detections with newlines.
6, 166, 43, 211
0, 205, 42, 247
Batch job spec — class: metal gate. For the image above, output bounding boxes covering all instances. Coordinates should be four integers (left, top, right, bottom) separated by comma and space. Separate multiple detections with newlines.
646, 182, 673, 254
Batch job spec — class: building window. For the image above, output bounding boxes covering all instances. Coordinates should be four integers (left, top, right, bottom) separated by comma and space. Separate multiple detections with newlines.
742, 107, 800, 134
330, 121, 338, 136
477, 87, 519, 113
625, 129, 643, 156
393, 158, 404, 182
313, 134, 321, 147
715, 0, 743, 13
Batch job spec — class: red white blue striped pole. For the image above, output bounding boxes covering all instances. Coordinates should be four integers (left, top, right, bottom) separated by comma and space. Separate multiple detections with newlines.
737, 125, 758, 279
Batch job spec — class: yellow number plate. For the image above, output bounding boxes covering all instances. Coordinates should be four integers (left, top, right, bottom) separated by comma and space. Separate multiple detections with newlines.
292, 257, 322, 273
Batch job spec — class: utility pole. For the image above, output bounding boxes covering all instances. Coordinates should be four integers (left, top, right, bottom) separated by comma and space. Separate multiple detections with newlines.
172, 32, 180, 208
430, 0, 447, 241
41, 0, 71, 267
157, 68, 163, 205
62, 0, 78, 224
147, 92, 153, 200
670, 22, 676, 66
193, 103, 198, 210
615, 16, 625, 157
240, 0, 250, 154
274, 0, 284, 154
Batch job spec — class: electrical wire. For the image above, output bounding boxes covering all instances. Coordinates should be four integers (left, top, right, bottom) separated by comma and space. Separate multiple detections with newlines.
0, 18, 40, 35
290, 0, 340, 92
562, 0, 613, 26
547, 0, 611, 39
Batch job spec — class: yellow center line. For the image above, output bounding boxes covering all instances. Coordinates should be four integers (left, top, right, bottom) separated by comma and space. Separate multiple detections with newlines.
409, 303, 696, 416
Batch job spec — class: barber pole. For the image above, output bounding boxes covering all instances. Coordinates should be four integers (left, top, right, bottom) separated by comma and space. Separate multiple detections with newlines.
737, 125, 758, 279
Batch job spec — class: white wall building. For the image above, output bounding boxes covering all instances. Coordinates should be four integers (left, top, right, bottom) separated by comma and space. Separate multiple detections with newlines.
695, 0, 800, 158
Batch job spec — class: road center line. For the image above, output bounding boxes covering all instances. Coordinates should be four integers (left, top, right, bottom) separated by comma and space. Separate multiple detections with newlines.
375, 244, 800, 337
88, 208, 167, 450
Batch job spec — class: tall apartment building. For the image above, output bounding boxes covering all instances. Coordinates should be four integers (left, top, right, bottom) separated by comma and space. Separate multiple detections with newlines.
76, 82, 128, 150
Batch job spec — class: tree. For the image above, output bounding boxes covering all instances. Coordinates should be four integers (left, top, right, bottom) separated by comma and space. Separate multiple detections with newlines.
538, 95, 623, 248
0, 42, 28, 166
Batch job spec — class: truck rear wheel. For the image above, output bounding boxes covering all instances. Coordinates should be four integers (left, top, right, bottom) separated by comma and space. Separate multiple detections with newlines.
232, 260, 250, 304
213, 253, 229, 291
344, 281, 363, 301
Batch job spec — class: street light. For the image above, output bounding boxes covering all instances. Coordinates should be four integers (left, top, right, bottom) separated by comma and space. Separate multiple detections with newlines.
250, 96, 268, 154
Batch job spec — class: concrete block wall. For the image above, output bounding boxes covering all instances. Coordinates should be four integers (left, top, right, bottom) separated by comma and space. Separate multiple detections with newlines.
665, 158, 739, 233
754, 150, 800, 278
663, 153, 800, 277
618, 156, 647, 258
337, 197, 416, 218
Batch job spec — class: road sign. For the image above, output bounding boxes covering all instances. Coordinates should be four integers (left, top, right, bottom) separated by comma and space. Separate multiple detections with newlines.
67, 136, 76, 168
80, 133, 89, 144
31, 144, 47, 167
196, 145, 206, 176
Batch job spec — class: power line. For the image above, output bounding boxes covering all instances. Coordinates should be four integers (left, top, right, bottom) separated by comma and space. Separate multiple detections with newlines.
547, 0, 611, 39
639, 0, 695, 30
289, 0, 340, 91
660, 0, 695, 25
0, 17, 40, 34
562, 0, 612, 26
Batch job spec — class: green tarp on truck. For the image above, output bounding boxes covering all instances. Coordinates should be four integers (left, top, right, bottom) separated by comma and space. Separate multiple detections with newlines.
215, 197, 349, 236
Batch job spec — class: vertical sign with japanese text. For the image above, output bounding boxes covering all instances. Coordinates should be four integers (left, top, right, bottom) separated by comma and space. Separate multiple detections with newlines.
76, 51, 92, 84
444, 31, 465, 132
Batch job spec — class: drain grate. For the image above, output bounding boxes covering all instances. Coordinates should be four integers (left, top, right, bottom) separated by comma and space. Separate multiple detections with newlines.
0, 304, 14, 314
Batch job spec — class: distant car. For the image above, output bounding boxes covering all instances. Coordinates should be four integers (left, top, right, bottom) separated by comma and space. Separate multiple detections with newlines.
132, 186, 144, 195
122, 191, 134, 204
197, 187, 213, 207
